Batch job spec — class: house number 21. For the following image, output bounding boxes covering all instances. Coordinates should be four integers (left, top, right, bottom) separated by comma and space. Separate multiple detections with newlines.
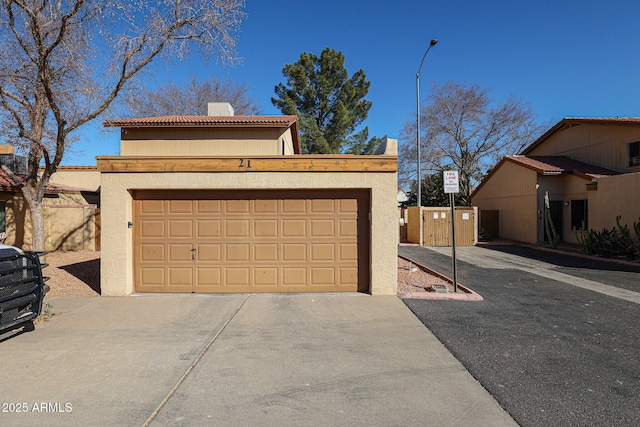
238, 159, 252, 168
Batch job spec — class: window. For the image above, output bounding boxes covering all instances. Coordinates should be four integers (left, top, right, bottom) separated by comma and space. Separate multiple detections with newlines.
629, 141, 640, 167
571, 200, 588, 230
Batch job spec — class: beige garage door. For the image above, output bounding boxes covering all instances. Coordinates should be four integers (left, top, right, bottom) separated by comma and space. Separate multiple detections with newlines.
133, 190, 369, 293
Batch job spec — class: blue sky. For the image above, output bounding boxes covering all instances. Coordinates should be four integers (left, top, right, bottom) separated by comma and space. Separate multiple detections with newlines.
68, 0, 640, 165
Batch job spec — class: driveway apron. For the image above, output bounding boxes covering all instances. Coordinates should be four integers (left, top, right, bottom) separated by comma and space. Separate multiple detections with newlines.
0, 294, 516, 427
400, 244, 640, 427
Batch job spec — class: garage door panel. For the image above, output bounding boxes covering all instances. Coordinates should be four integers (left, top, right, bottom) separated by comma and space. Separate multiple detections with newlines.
254, 243, 278, 262
140, 220, 165, 239
254, 268, 278, 286
139, 200, 165, 215
338, 219, 357, 237
310, 267, 335, 286
282, 199, 306, 214
282, 243, 307, 262
310, 199, 335, 213
226, 243, 250, 262
310, 243, 335, 262
140, 243, 165, 262
339, 243, 358, 261
226, 268, 250, 286
310, 219, 335, 237
338, 267, 358, 286
197, 244, 221, 262
254, 219, 278, 238
168, 268, 192, 286
254, 199, 278, 214
169, 200, 194, 214
196, 219, 221, 238
226, 200, 250, 214
168, 220, 192, 238
282, 267, 306, 286
282, 219, 306, 238
225, 219, 250, 238
197, 200, 221, 214
196, 268, 221, 287
139, 267, 165, 287
134, 191, 368, 293
338, 199, 358, 213
169, 244, 193, 262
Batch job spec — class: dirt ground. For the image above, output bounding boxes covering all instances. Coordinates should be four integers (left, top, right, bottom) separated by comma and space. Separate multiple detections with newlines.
42, 251, 451, 297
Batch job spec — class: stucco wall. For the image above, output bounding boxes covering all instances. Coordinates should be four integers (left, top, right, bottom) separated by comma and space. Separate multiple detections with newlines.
99, 170, 398, 296
588, 172, 640, 233
120, 127, 288, 156
3, 192, 97, 251
48, 168, 101, 192
471, 161, 538, 243
527, 123, 640, 173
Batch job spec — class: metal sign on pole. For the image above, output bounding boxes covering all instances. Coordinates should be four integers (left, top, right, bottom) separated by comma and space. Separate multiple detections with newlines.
443, 170, 459, 292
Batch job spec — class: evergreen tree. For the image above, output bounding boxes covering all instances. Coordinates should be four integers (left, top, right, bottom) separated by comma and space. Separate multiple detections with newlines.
272, 48, 380, 154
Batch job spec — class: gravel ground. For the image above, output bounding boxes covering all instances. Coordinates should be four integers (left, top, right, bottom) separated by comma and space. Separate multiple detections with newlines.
42, 251, 448, 297
397, 257, 453, 294
42, 251, 101, 296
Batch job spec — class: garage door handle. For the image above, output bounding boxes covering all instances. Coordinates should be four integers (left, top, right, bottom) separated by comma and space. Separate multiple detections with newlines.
191, 247, 196, 260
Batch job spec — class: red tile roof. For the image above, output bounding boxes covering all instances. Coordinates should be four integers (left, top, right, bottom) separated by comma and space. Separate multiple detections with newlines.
103, 115, 301, 154
521, 117, 640, 154
470, 155, 622, 200
0, 169, 18, 191
103, 115, 298, 128
508, 155, 622, 178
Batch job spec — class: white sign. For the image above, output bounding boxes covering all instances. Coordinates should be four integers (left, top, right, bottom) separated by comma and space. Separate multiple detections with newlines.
443, 170, 459, 194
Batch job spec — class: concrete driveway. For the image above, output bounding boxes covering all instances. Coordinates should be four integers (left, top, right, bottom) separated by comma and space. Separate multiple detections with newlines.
0, 294, 516, 427
400, 244, 640, 426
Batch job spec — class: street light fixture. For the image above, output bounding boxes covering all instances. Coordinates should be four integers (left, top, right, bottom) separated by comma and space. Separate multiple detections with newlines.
416, 38, 438, 207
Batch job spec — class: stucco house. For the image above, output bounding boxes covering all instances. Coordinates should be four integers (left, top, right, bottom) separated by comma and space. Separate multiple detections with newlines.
471, 118, 640, 244
97, 103, 398, 296
0, 148, 99, 251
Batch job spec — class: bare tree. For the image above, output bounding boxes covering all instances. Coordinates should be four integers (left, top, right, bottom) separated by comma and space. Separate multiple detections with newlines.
129, 75, 261, 117
399, 81, 541, 203
0, 0, 246, 250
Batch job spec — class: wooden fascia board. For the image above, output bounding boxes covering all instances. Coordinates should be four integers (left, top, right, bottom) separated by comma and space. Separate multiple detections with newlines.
96, 156, 398, 173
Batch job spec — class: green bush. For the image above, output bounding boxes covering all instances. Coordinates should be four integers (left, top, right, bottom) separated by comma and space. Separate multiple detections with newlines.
478, 228, 493, 242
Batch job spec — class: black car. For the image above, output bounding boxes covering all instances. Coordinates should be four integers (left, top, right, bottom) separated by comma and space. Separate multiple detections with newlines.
0, 245, 49, 333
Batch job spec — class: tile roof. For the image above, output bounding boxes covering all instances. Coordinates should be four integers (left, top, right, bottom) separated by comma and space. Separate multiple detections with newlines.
470, 155, 622, 200
0, 169, 18, 191
103, 115, 298, 128
103, 114, 302, 154
507, 155, 623, 178
521, 117, 640, 154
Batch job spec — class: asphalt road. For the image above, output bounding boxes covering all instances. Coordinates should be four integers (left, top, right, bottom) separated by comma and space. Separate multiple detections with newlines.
400, 244, 640, 427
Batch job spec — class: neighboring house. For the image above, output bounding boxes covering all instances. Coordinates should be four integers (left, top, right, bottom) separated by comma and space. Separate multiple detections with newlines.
397, 189, 409, 207
471, 118, 640, 244
98, 103, 398, 296
0, 156, 99, 251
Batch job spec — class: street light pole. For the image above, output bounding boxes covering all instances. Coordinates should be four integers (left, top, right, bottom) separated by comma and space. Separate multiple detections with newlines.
416, 39, 438, 207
